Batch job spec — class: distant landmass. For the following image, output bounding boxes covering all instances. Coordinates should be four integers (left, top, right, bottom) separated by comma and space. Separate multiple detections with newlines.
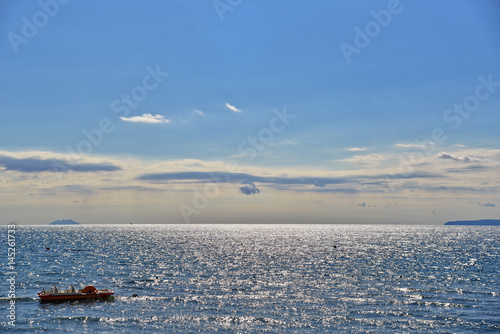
49, 219, 80, 225
444, 219, 500, 226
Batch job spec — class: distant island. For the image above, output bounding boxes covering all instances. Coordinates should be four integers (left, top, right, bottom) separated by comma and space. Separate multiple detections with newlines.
444, 219, 500, 226
49, 219, 80, 225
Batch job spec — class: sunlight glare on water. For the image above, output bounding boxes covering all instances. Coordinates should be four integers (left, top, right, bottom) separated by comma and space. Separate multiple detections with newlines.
1, 224, 499, 333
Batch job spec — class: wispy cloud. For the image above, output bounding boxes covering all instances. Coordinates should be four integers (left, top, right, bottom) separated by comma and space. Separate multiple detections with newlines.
269, 140, 297, 147
445, 165, 491, 173
438, 152, 486, 163
225, 102, 241, 113
136, 170, 442, 183
120, 113, 170, 124
348, 147, 366, 152
395, 143, 428, 149
193, 109, 205, 116
341, 154, 386, 168
0, 154, 121, 173
136, 171, 350, 186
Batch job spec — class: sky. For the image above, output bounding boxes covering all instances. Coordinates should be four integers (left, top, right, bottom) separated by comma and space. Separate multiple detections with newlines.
1, 0, 500, 224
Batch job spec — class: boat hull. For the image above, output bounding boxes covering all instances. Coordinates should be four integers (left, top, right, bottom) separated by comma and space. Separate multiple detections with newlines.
38, 292, 114, 302
38, 286, 114, 302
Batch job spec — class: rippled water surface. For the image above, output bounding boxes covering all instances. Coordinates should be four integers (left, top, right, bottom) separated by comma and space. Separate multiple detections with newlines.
1, 224, 499, 333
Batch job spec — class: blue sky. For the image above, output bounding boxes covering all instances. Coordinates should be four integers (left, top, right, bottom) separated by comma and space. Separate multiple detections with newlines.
1, 0, 499, 224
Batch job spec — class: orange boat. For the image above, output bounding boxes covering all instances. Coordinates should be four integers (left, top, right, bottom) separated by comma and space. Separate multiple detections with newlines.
38, 285, 114, 302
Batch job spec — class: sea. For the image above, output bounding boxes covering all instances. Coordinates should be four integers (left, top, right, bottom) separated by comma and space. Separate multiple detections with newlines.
1, 224, 499, 333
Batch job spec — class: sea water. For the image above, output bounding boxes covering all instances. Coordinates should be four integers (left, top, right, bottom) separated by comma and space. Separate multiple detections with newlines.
1, 224, 499, 333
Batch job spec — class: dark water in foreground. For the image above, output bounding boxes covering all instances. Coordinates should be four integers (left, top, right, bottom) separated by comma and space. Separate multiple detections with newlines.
1, 224, 499, 333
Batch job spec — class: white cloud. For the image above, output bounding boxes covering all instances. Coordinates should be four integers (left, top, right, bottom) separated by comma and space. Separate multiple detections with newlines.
120, 113, 170, 124
395, 143, 428, 149
348, 147, 366, 152
193, 109, 205, 116
225, 102, 241, 113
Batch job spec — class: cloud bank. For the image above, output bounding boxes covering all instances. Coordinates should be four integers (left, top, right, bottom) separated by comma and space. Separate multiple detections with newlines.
135, 170, 444, 196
